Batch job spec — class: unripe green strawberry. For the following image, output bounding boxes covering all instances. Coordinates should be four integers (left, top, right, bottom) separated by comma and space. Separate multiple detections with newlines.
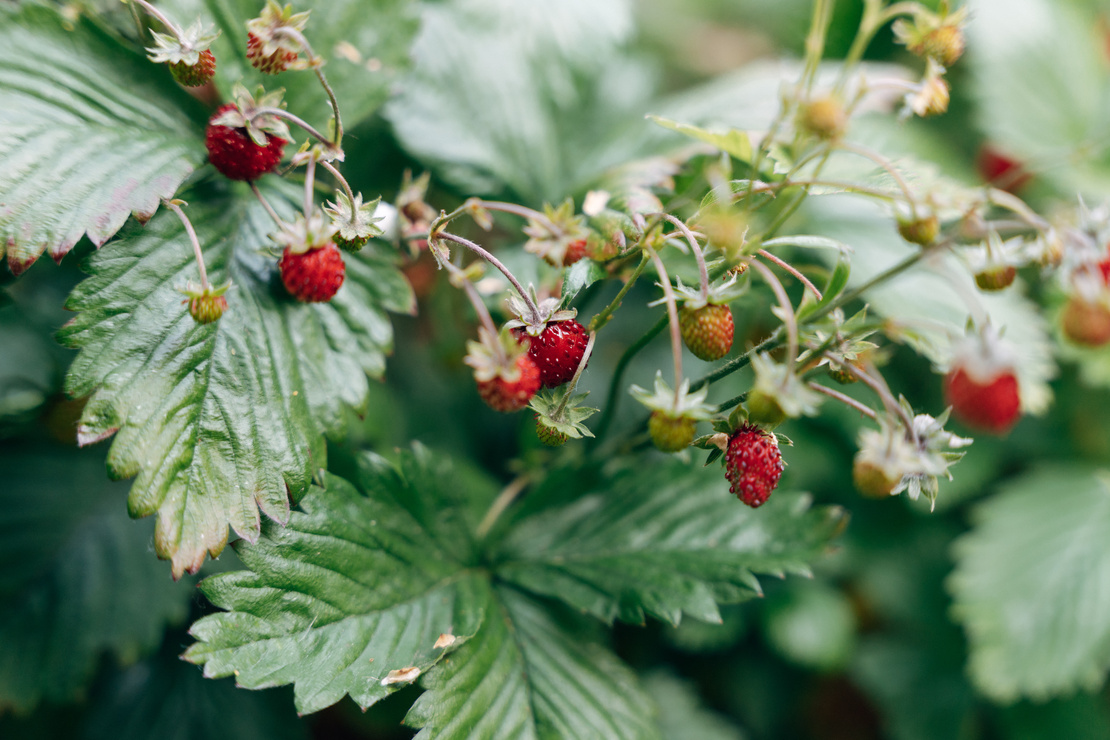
852, 458, 900, 498
975, 265, 1016, 292
535, 416, 569, 446
188, 292, 227, 324
169, 49, 216, 87
827, 362, 859, 385
799, 95, 847, 140
897, 213, 939, 246
648, 411, 697, 453
680, 304, 734, 361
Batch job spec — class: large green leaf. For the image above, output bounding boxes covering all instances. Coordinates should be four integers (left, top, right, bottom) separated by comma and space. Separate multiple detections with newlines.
406, 585, 662, 740
57, 180, 414, 577
184, 449, 488, 715
949, 466, 1110, 702
0, 446, 193, 713
161, 0, 418, 131
0, 5, 207, 276
493, 458, 847, 626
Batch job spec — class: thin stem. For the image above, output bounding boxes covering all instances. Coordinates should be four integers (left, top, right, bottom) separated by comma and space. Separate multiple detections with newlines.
554, 332, 596, 417
435, 231, 542, 326
273, 27, 343, 145
163, 199, 209, 291
809, 381, 878, 419
801, 0, 834, 95
303, 152, 316, 219
828, 355, 916, 440
473, 200, 560, 233
692, 328, 780, 392
319, 161, 358, 223
646, 246, 684, 407
758, 178, 899, 201
252, 107, 333, 149
131, 0, 182, 40
756, 249, 823, 301
250, 182, 287, 229
591, 314, 668, 445
836, 140, 916, 207
751, 257, 799, 370
476, 475, 530, 541
589, 251, 650, 333
657, 213, 710, 300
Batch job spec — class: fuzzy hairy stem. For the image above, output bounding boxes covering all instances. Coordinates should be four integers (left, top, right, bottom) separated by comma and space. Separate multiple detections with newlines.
646, 246, 685, 408
163, 199, 209, 291
435, 231, 542, 326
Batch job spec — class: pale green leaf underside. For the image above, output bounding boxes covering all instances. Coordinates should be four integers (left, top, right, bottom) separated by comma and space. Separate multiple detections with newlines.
0, 5, 206, 275
949, 466, 1110, 702
494, 459, 846, 626
185, 455, 487, 714
407, 585, 662, 740
57, 181, 413, 577
0, 448, 192, 713
647, 115, 752, 162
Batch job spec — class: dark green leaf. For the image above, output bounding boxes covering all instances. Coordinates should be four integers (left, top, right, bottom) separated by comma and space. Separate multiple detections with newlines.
185, 450, 489, 715
562, 258, 608, 308
406, 585, 662, 740
0, 446, 193, 713
57, 180, 413, 577
0, 5, 207, 275
796, 248, 850, 321
493, 457, 847, 626
643, 671, 746, 740
996, 694, 1110, 740
949, 466, 1110, 702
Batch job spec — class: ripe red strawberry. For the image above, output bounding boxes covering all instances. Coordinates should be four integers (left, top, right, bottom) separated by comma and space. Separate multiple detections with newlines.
944, 367, 1020, 435
562, 238, 588, 267
514, 319, 589, 388
724, 423, 785, 508
680, 304, 734, 361
279, 242, 345, 303
247, 31, 300, 74
169, 49, 216, 87
648, 411, 696, 453
205, 104, 287, 181
477, 355, 541, 413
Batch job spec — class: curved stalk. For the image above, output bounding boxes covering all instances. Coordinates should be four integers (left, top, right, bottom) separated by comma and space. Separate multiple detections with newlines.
302, 151, 316, 219
554, 332, 597, 418
646, 246, 684, 408
131, 0, 182, 39
657, 213, 710, 300
592, 314, 668, 444
319, 161, 359, 225
589, 252, 651, 333
250, 182, 287, 230
750, 257, 799, 371
809, 381, 878, 419
836, 140, 917, 208
273, 26, 343, 145
756, 248, 823, 301
163, 199, 209, 291
252, 107, 333, 150
435, 231, 542, 326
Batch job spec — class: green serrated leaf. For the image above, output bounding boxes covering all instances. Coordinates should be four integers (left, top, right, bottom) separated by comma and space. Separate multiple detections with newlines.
57, 180, 413, 577
493, 457, 846, 626
0, 446, 193, 713
646, 115, 752, 162
406, 585, 662, 740
796, 250, 850, 321
184, 450, 489, 715
0, 5, 207, 275
949, 466, 1110, 702
562, 258, 607, 307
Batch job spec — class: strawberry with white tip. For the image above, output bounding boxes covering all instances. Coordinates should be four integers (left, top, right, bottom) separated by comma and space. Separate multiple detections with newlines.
944, 325, 1022, 435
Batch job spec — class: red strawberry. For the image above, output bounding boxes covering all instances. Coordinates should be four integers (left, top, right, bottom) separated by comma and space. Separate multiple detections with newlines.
247, 31, 300, 74
279, 242, 345, 303
477, 355, 541, 413
944, 367, 1020, 435
515, 319, 589, 388
680, 304, 734, 361
648, 411, 696, 453
977, 146, 1032, 192
205, 104, 287, 181
169, 49, 216, 87
562, 238, 589, 267
724, 423, 785, 508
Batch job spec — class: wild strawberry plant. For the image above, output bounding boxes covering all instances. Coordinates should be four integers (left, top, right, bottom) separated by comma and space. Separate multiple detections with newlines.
6, 0, 1110, 737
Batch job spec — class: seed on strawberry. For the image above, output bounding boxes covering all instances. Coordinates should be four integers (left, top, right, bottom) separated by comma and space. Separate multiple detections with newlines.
680, 304, 734, 361
724, 423, 785, 508
648, 411, 696, 453
535, 415, 569, 446
279, 242, 345, 303
169, 49, 216, 87
477, 355, 541, 413
1062, 296, 1110, 347
205, 104, 287, 181
514, 319, 589, 388
944, 367, 1020, 435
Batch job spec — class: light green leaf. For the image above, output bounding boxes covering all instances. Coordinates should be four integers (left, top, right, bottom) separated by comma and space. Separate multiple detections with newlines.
762, 580, 856, 672
406, 585, 662, 740
949, 467, 1110, 702
0, 5, 207, 275
0, 446, 193, 713
562, 258, 608, 307
647, 115, 752, 161
185, 449, 489, 715
493, 457, 846, 626
57, 181, 413, 577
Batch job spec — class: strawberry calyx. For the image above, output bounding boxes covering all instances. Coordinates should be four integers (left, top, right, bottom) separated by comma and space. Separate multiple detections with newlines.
503, 288, 577, 338
529, 389, 598, 444
180, 279, 231, 325
270, 209, 337, 256
211, 83, 292, 148
522, 199, 590, 267
630, 372, 716, 452
145, 19, 220, 67
246, 0, 312, 72
892, 5, 968, 67
324, 191, 384, 252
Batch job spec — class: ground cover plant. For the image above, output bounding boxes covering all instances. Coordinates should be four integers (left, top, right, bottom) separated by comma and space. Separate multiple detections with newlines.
5, 0, 1110, 738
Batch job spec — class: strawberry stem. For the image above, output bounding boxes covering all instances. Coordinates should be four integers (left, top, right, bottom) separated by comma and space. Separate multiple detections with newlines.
554, 332, 596, 418
442, 261, 503, 357
808, 381, 878, 419
249, 182, 288, 230
658, 213, 710, 302
131, 0, 184, 43
273, 26, 343, 146
303, 152, 317, 220
589, 251, 650, 333
251, 107, 335, 153
750, 257, 799, 371
475, 474, 531, 541
756, 248, 823, 301
823, 355, 918, 443
162, 199, 209, 292
434, 231, 543, 326
318, 161, 359, 225
645, 246, 684, 409
835, 140, 917, 211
